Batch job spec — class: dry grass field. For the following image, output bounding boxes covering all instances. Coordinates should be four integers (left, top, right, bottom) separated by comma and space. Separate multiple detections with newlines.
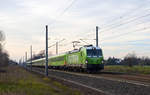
0, 65, 81, 95
104, 65, 150, 74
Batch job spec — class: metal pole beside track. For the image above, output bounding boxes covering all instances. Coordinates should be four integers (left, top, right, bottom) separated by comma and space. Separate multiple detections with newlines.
56, 42, 58, 55
25, 52, 27, 69
23, 56, 24, 67
96, 26, 99, 47
45, 25, 48, 76
30, 45, 32, 71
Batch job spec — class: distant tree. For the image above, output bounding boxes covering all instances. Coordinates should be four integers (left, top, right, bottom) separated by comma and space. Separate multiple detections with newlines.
105, 53, 150, 66
139, 56, 150, 66
122, 53, 138, 67
0, 31, 9, 69
33, 50, 45, 60
38, 50, 45, 57
0, 30, 5, 44
30, 50, 45, 60
0, 31, 5, 51
9, 60, 18, 65
105, 57, 121, 65
0, 44, 2, 53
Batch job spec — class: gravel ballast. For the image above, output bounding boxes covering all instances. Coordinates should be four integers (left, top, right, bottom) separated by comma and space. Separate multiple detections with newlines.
31, 67, 150, 95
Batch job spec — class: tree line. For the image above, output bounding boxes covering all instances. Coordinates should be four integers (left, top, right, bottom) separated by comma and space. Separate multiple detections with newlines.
104, 53, 150, 67
1, 30, 149, 67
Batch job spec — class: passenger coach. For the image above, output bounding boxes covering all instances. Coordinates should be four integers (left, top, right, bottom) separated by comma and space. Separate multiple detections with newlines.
27, 45, 104, 72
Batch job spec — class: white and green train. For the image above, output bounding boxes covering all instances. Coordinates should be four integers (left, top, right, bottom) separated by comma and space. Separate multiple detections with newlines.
27, 45, 104, 72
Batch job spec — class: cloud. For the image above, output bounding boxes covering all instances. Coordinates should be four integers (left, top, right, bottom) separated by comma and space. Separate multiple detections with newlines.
0, 0, 150, 60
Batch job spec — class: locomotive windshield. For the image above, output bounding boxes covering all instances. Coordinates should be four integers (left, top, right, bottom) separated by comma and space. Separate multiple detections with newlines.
86, 49, 102, 57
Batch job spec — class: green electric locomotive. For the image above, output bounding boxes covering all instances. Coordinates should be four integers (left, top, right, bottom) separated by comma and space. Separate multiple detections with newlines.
27, 45, 104, 72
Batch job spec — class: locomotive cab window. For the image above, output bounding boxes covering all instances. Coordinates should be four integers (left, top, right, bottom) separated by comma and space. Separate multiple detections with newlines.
86, 49, 102, 57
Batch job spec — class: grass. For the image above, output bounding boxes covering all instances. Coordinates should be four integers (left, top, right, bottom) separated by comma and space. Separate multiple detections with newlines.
104, 65, 150, 74
0, 65, 81, 95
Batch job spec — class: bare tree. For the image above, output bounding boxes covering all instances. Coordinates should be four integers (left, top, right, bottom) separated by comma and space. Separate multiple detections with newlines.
0, 30, 4, 52
0, 31, 9, 69
122, 53, 138, 67
0, 30, 5, 43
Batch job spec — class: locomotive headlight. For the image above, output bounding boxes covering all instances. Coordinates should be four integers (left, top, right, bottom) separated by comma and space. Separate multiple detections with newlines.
85, 60, 88, 63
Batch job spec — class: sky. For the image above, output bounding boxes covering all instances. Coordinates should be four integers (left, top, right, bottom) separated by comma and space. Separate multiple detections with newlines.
0, 0, 150, 61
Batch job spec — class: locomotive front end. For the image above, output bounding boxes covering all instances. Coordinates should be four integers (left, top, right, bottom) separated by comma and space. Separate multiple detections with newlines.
85, 46, 104, 71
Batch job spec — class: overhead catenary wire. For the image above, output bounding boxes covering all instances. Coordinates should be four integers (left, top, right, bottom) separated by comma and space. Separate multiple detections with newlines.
100, 13, 150, 33
79, 39, 91, 45
102, 8, 150, 29
48, 0, 77, 26
48, 39, 65, 48
99, 20, 150, 38
80, 24, 150, 45
58, 0, 77, 17
82, 1, 150, 39
45, 0, 77, 54
82, 9, 150, 41
109, 20, 150, 34
77, 13, 150, 43
101, 0, 150, 29
101, 26, 150, 42
81, 11, 150, 42
101, 39, 150, 45
46, 0, 150, 55
50, 0, 149, 52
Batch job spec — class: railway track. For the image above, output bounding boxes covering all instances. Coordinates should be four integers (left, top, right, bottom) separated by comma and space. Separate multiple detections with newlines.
28, 67, 150, 95
97, 71, 150, 86
28, 67, 107, 95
